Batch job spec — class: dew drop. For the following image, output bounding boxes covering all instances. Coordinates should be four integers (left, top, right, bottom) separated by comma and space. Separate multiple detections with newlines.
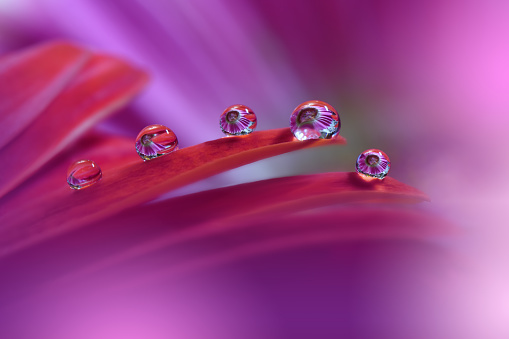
135, 124, 179, 160
67, 159, 102, 190
219, 104, 257, 136
356, 149, 391, 179
290, 100, 340, 141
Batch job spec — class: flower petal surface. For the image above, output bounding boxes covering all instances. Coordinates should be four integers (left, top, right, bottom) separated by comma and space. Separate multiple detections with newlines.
0, 42, 90, 149
42, 173, 434, 286
0, 43, 149, 197
0, 129, 345, 257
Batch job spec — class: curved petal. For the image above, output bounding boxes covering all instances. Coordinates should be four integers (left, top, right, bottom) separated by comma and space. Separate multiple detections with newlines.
0, 47, 149, 197
0, 205, 455, 308
0, 42, 90, 149
0, 169, 429, 284
95, 208, 457, 289
146, 171, 430, 226
0, 207, 463, 339
3, 133, 139, 206
40, 174, 432, 285
0, 129, 345, 257
0, 132, 137, 303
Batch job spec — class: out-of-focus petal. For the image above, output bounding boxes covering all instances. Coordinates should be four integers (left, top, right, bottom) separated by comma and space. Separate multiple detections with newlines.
3, 132, 139, 210
0, 42, 149, 197
0, 206, 463, 339
0, 171, 431, 295
49, 176, 435, 284
0, 42, 90, 149
157, 171, 430, 222
85, 208, 456, 289
0, 128, 345, 256
0, 132, 136, 302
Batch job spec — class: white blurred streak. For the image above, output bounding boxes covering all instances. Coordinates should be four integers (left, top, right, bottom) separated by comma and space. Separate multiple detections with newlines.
465, 266, 509, 338
0, 0, 29, 14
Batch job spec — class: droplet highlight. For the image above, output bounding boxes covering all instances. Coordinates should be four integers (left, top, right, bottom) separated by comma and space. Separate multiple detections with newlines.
219, 104, 257, 136
135, 124, 179, 160
290, 100, 340, 141
67, 159, 102, 190
356, 149, 391, 179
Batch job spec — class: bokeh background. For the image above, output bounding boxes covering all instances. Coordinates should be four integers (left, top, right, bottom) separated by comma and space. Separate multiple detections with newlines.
1, 0, 508, 338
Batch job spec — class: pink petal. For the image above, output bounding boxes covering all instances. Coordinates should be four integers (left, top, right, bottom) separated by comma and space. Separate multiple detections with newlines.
48, 174, 435, 286
89, 208, 456, 289
0, 206, 460, 339
0, 43, 149, 197
0, 42, 90, 149
0, 129, 346, 257
0, 170, 433, 293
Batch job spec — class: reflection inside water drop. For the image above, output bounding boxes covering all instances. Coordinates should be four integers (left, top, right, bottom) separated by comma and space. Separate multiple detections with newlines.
290, 100, 340, 141
356, 149, 391, 179
67, 159, 102, 190
219, 104, 257, 136
135, 124, 179, 160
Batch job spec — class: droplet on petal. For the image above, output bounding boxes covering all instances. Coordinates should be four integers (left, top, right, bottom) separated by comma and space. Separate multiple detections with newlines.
290, 100, 340, 141
67, 159, 102, 190
135, 124, 179, 160
219, 104, 257, 136
356, 149, 391, 179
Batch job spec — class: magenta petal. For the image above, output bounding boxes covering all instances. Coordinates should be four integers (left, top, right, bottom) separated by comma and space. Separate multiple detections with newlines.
0, 129, 346, 257
0, 206, 462, 339
88, 208, 456, 288
0, 42, 90, 149
0, 171, 433, 291
0, 44, 149, 197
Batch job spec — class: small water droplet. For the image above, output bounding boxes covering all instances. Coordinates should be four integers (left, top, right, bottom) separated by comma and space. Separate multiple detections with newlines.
219, 104, 257, 136
67, 159, 102, 190
135, 124, 179, 160
356, 149, 391, 179
290, 100, 340, 141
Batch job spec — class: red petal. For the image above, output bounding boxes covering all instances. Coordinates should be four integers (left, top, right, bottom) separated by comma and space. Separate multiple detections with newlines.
0, 47, 149, 197
97, 208, 457, 288
47, 173, 431, 283
154, 171, 430, 225
0, 42, 90, 149
12, 208, 454, 293
0, 129, 345, 256
0, 167, 432, 288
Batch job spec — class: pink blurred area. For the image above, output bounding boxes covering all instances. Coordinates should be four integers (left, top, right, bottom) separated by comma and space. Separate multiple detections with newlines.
0, 207, 474, 338
0, 0, 508, 337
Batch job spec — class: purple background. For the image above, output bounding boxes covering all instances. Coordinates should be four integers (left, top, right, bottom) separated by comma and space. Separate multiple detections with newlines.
0, 0, 508, 337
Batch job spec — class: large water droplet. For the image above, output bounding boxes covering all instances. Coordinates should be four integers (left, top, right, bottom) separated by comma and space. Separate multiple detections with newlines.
135, 124, 179, 160
356, 149, 391, 179
290, 100, 340, 141
67, 159, 102, 190
219, 104, 257, 136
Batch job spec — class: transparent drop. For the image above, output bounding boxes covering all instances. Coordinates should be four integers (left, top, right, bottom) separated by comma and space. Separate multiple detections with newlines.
356, 149, 391, 179
290, 100, 340, 141
135, 124, 179, 160
67, 159, 102, 190
219, 104, 257, 136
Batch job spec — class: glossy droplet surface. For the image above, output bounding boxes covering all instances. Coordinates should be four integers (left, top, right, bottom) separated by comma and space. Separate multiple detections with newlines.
356, 149, 391, 179
219, 104, 257, 136
67, 159, 102, 190
135, 124, 179, 160
290, 100, 340, 141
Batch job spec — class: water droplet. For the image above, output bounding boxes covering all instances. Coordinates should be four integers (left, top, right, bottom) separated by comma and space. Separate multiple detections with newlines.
290, 100, 340, 140
135, 124, 179, 160
67, 159, 102, 190
356, 149, 391, 179
219, 104, 257, 136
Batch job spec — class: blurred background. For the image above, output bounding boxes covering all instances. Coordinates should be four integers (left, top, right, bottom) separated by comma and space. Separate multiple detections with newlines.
0, 0, 508, 337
